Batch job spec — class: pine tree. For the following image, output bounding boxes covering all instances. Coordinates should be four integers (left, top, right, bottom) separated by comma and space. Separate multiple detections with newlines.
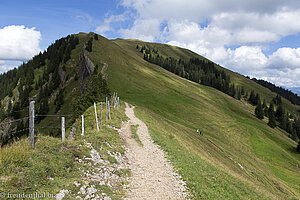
268, 102, 274, 116
279, 112, 287, 130
249, 91, 255, 104
275, 105, 284, 121
262, 99, 268, 116
275, 94, 282, 105
254, 93, 260, 105
286, 115, 293, 134
268, 103, 276, 128
255, 101, 264, 119
241, 87, 245, 95
237, 87, 241, 100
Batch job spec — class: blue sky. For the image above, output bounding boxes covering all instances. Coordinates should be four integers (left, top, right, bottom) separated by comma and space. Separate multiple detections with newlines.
1, 0, 300, 94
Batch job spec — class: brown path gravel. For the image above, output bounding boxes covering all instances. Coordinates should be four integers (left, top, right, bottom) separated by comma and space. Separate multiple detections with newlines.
119, 103, 189, 200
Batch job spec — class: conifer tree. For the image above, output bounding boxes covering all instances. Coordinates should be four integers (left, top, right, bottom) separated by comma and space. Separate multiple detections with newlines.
249, 91, 255, 104
262, 99, 268, 116
241, 87, 245, 95
268, 103, 276, 128
275, 105, 284, 120
254, 93, 260, 105
279, 112, 287, 130
255, 101, 264, 119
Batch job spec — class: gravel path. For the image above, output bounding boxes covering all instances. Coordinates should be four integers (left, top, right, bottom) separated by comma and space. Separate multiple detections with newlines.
119, 103, 189, 200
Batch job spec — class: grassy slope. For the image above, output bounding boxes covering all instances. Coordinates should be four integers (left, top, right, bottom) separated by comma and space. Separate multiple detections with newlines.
0, 101, 129, 199
88, 36, 300, 199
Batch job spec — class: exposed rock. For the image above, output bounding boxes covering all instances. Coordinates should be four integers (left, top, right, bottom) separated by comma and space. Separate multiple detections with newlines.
68, 126, 77, 141
101, 63, 108, 79
79, 48, 95, 94
56, 190, 69, 200
59, 69, 66, 87
15, 90, 20, 102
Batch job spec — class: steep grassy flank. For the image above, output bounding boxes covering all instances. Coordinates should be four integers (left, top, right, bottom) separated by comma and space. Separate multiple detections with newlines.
0, 101, 128, 199
88, 36, 300, 199
121, 39, 300, 114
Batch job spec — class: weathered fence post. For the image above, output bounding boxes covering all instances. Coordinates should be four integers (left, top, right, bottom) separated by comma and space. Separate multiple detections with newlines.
81, 115, 84, 136
61, 117, 65, 142
100, 103, 103, 129
29, 101, 35, 148
108, 100, 111, 120
94, 102, 99, 131
115, 92, 118, 108
106, 97, 108, 123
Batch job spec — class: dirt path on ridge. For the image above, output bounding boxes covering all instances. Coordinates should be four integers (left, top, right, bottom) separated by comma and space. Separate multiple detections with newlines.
119, 103, 189, 200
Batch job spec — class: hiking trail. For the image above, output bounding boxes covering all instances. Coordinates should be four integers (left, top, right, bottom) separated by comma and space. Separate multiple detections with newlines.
119, 103, 189, 200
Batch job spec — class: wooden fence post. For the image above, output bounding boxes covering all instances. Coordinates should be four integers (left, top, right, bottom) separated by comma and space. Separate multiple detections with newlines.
81, 115, 84, 136
29, 101, 35, 148
106, 97, 108, 123
61, 117, 65, 142
94, 102, 99, 131
115, 92, 118, 108
108, 100, 111, 120
100, 103, 103, 129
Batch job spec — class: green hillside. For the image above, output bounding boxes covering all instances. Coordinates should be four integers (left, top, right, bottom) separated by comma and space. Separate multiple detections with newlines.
87, 35, 300, 199
0, 32, 300, 199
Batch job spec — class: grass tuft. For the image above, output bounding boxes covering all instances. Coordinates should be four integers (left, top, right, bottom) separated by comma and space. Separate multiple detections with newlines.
131, 125, 143, 147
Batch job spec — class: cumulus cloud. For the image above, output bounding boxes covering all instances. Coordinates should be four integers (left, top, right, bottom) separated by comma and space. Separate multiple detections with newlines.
268, 47, 300, 70
103, 0, 300, 88
119, 19, 161, 41
0, 25, 41, 61
0, 60, 22, 74
96, 12, 131, 36
95, 24, 112, 35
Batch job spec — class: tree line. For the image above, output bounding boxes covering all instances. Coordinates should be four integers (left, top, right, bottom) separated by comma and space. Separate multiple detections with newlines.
251, 77, 300, 106
138, 45, 244, 100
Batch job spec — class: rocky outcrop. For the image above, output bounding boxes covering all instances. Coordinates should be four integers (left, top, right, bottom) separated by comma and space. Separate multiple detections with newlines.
78, 47, 95, 94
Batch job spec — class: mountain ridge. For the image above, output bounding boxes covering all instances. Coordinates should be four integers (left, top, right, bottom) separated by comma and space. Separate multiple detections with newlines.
0, 32, 299, 199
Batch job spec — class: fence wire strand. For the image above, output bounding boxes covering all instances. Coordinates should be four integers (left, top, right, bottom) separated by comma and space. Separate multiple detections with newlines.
0, 117, 29, 125
3, 127, 29, 135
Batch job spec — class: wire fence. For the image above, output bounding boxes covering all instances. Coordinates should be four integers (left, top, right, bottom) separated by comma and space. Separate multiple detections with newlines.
3, 127, 30, 136
1, 92, 121, 148
0, 116, 29, 126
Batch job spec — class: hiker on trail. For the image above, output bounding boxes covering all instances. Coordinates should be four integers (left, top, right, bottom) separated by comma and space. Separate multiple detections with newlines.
200, 131, 203, 136
196, 129, 199, 134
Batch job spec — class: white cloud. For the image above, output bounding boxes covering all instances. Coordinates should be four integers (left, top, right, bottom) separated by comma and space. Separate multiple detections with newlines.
119, 19, 161, 41
95, 12, 131, 36
0, 60, 22, 74
95, 24, 112, 35
0, 25, 41, 61
104, 0, 300, 88
226, 46, 268, 75
268, 47, 300, 70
